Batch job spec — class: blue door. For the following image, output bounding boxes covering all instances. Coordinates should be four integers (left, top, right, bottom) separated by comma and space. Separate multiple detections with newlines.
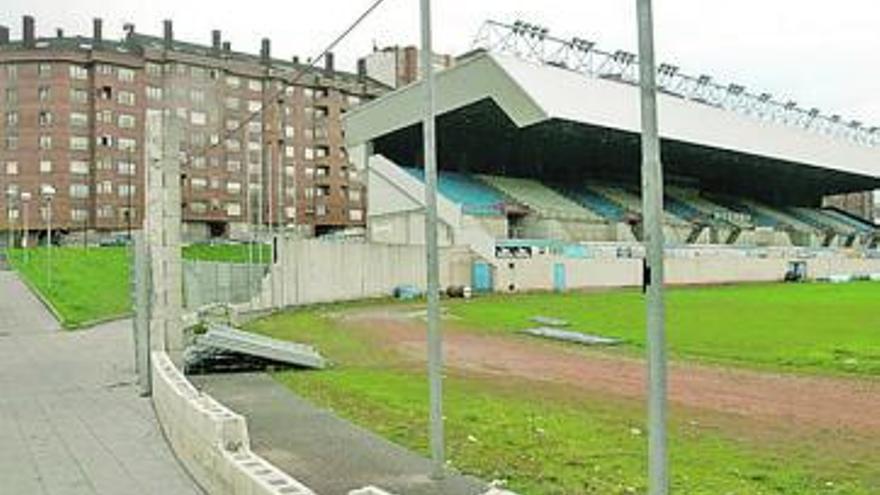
472, 262, 493, 292
553, 263, 566, 292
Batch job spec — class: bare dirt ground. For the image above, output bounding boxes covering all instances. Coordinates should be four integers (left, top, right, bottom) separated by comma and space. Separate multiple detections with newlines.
343, 308, 880, 433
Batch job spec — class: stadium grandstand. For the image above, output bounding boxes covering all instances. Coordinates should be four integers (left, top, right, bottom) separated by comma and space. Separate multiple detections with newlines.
343, 20, 880, 277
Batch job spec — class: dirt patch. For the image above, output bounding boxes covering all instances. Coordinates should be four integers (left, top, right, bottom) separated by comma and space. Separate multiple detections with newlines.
345, 308, 880, 433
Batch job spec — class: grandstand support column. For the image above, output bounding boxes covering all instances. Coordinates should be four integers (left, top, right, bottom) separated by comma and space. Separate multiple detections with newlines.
636, 1, 669, 494
420, 0, 445, 480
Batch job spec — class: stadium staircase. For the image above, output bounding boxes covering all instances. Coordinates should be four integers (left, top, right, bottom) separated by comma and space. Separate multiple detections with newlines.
786, 207, 857, 247
478, 175, 602, 222
822, 207, 880, 248
562, 186, 629, 222
404, 168, 510, 216
370, 156, 497, 263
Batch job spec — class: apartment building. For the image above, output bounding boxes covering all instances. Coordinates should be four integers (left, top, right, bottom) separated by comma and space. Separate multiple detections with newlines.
360, 45, 454, 89
0, 16, 388, 243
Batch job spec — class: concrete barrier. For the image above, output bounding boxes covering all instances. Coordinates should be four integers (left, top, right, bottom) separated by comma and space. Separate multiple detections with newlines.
151, 351, 315, 495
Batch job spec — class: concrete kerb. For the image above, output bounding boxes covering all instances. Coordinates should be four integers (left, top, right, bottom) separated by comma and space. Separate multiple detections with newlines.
151, 351, 316, 495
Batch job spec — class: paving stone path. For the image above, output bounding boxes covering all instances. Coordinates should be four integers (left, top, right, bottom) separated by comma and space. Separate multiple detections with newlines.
0, 271, 203, 495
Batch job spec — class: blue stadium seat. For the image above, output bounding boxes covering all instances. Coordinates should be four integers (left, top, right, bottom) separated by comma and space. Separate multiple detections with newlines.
664, 195, 705, 222
564, 187, 627, 221
404, 168, 508, 216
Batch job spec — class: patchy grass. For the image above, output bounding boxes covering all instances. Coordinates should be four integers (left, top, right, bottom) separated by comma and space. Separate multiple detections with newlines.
445, 283, 880, 375
250, 304, 880, 494
8, 242, 271, 328
8, 246, 131, 328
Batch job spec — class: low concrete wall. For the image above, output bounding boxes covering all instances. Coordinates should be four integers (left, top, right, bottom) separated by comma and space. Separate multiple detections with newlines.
183, 260, 267, 309
151, 351, 316, 495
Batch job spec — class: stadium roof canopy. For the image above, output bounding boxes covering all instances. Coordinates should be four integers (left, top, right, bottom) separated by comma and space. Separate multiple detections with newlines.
344, 51, 880, 205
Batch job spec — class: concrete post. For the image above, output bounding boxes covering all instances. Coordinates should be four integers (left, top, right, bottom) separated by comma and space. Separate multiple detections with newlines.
132, 231, 152, 396
145, 109, 185, 365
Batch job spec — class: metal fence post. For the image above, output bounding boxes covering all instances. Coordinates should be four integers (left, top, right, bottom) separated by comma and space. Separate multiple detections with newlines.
636, 0, 669, 493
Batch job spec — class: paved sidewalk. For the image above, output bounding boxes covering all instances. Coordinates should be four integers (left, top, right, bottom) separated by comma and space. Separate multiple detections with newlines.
0, 272, 203, 495
193, 372, 489, 495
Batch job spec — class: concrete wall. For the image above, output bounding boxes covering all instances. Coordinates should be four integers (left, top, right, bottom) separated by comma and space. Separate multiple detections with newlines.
248, 239, 474, 310
150, 351, 316, 495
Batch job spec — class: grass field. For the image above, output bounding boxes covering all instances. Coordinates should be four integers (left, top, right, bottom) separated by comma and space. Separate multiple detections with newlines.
445, 282, 880, 375
8, 246, 131, 328
248, 283, 880, 494
8, 242, 269, 328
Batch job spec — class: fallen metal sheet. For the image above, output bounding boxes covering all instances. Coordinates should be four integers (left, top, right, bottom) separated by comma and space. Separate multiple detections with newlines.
195, 323, 326, 370
523, 327, 622, 346
529, 316, 570, 327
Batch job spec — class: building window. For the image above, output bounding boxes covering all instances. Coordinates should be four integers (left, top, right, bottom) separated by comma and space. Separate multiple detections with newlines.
69, 65, 88, 80
5, 111, 18, 126
97, 181, 113, 195
284, 125, 295, 138
285, 206, 296, 219
118, 138, 137, 152
225, 75, 240, 88
119, 207, 137, 222
226, 160, 241, 172
118, 184, 136, 197
191, 156, 206, 169
37, 63, 52, 77
190, 202, 208, 214
69, 184, 90, 199
146, 86, 163, 101
190, 111, 207, 126
70, 136, 89, 151
226, 181, 242, 194
70, 160, 89, 175
97, 64, 114, 75
174, 63, 188, 77
96, 156, 112, 170
71, 209, 88, 221
348, 189, 362, 202
5, 161, 18, 175
225, 97, 240, 110
225, 139, 241, 152
190, 89, 205, 105
118, 114, 136, 129
225, 203, 242, 217
70, 88, 88, 104
39, 135, 52, 150
117, 161, 136, 175
248, 79, 262, 92
346, 94, 362, 106
285, 145, 295, 158
247, 100, 262, 112
38, 111, 52, 127
190, 66, 206, 80
117, 91, 135, 106
5, 64, 17, 80
7, 208, 20, 221
145, 62, 162, 77
39, 160, 52, 173
190, 177, 207, 190
97, 205, 114, 218
97, 135, 114, 148
117, 68, 135, 82
38, 86, 51, 102
70, 112, 88, 127
5, 135, 18, 151
5, 88, 17, 105
316, 204, 328, 217
349, 209, 363, 221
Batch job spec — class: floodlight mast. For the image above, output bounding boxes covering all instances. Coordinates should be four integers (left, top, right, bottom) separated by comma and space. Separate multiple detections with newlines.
420, 0, 445, 480
635, 0, 669, 494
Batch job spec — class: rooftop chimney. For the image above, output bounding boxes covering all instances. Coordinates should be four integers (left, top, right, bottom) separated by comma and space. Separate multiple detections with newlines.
291, 55, 299, 65
93, 18, 102, 42
260, 38, 270, 62
22, 16, 35, 47
222, 41, 231, 52
163, 19, 173, 49
123, 23, 135, 39
0, 26, 9, 45
356, 58, 367, 82
324, 51, 335, 73
56, 28, 64, 38
211, 29, 221, 52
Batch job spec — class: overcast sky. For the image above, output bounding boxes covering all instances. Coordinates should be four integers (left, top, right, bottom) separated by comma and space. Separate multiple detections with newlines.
3, 0, 879, 125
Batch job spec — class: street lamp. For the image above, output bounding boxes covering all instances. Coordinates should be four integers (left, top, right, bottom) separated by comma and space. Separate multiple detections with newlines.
41, 185, 55, 290
20, 191, 31, 263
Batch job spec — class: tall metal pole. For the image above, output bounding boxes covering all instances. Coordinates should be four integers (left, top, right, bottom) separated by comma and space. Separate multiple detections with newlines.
419, 0, 444, 480
636, 1, 668, 493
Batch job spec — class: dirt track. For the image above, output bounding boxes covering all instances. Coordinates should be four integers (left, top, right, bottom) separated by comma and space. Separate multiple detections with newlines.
348, 310, 880, 432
